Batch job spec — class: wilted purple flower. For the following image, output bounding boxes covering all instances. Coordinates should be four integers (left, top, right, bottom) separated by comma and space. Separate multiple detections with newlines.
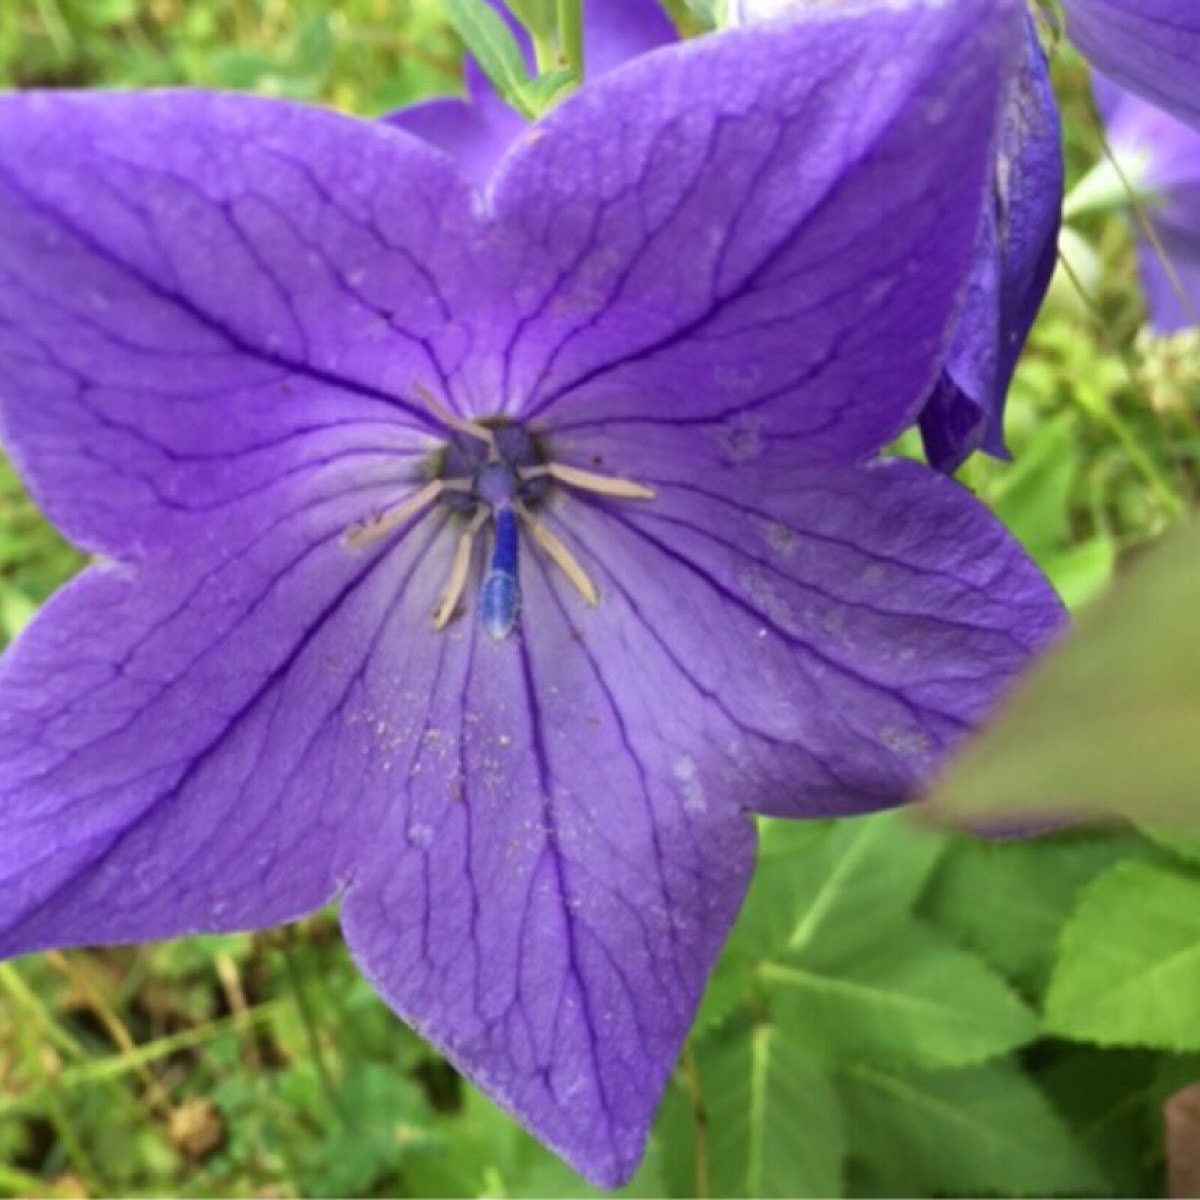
0, 0, 1059, 1183
1091, 79, 1200, 333
1061, 0, 1200, 131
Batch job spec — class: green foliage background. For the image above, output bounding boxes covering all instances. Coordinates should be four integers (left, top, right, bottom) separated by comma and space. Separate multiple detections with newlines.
1, 1, 1199, 1197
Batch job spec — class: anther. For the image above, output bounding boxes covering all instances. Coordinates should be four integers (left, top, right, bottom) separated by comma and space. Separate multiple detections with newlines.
344, 479, 450, 550
522, 462, 656, 501
515, 501, 599, 607
416, 384, 497, 455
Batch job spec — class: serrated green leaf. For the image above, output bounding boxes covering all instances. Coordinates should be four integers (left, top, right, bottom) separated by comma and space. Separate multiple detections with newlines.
925, 521, 1200, 829
1039, 1048, 1164, 1197
922, 834, 1135, 995
841, 1061, 1103, 1195
1046, 860, 1200, 1049
1138, 824, 1200, 867
736, 811, 944, 961
443, 0, 536, 115
763, 923, 1037, 1069
684, 1021, 844, 1198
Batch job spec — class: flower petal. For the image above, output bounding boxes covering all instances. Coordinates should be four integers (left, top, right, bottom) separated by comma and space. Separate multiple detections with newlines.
919, 18, 1063, 472
1103, 83, 1200, 204
1096, 83, 1200, 332
581, 0, 677, 73
1063, 0, 1200, 130
0, 92, 479, 555
383, 94, 527, 188
1136, 225, 1200, 334
535, 445, 1065, 814
0, 469, 455, 954
483, 0, 1024, 466
341, 600, 756, 1186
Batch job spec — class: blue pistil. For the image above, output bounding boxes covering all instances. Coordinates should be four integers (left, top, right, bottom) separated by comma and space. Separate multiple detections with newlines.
480, 504, 521, 640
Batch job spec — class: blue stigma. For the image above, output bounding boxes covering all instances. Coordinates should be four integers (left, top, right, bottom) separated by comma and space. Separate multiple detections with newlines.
480, 503, 521, 640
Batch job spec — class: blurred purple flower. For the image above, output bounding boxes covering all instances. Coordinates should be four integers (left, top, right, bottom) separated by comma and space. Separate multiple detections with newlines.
1062, 0, 1200, 131
0, 0, 1058, 1183
1093, 78, 1200, 333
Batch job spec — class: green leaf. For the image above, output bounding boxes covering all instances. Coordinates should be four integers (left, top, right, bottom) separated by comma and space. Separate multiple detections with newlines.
1041, 536, 1117, 612
1039, 1048, 1165, 1197
443, 0, 536, 116
693, 950, 754, 1036
921, 833, 1135, 994
521, 66, 576, 111
679, 1020, 845, 1198
841, 1061, 1103, 1195
736, 811, 944, 961
1138, 824, 1200, 868
1046, 860, 1200, 1049
924, 521, 1200, 829
990, 413, 1077, 554
763, 923, 1037, 1069
505, 0, 557, 38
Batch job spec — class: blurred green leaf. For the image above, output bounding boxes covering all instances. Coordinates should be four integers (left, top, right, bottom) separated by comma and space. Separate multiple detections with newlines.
1046, 860, 1200, 1049
925, 521, 1200, 828
763, 922, 1037, 1070
990, 413, 1078, 552
1041, 536, 1118, 611
1040, 1048, 1165, 1197
841, 1061, 1103, 1195
1138, 824, 1200, 868
921, 834, 1136, 994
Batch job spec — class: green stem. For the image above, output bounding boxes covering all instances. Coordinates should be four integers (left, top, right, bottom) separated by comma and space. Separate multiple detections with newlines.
3, 979, 104, 1189
530, 30, 558, 74
557, 0, 584, 79
1054, 251, 1186, 520
281, 938, 342, 1117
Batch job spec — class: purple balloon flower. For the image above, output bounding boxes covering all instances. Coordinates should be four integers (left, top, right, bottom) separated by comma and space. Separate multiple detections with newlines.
1094, 79, 1200, 333
0, 0, 1059, 1184
389, 0, 676, 186
1062, 0, 1200, 131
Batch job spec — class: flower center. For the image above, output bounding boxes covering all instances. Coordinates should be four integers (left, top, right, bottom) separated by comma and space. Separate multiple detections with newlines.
343, 391, 653, 640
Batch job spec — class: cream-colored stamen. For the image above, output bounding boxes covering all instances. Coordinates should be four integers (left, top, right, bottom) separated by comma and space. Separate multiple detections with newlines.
416, 384, 496, 453
344, 479, 449, 550
524, 462, 655, 501
434, 509, 488, 629
516, 502, 599, 607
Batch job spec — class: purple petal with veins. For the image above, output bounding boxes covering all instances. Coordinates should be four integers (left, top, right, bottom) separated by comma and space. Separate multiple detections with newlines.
0, 0, 1058, 1185
918, 16, 1063, 472
1063, 0, 1200, 131
1097, 78, 1200, 333
728, 2, 1062, 473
